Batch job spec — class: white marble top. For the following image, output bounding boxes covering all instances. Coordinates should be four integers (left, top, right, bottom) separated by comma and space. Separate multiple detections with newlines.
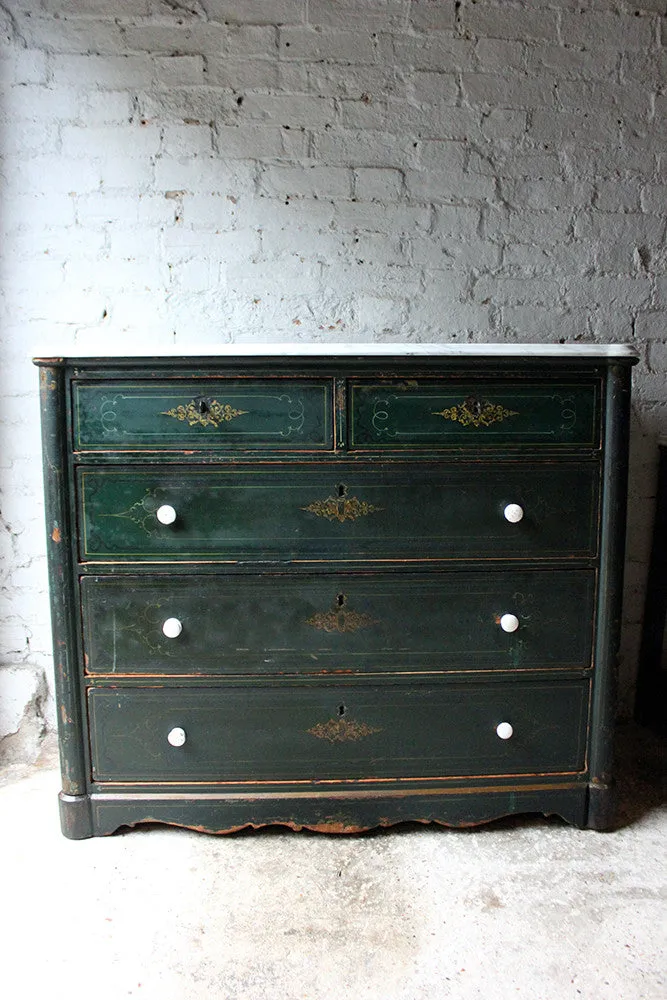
33, 342, 638, 360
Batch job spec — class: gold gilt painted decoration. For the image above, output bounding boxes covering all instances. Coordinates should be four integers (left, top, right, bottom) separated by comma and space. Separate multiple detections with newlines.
307, 718, 382, 743
432, 396, 519, 429
101, 489, 161, 536
302, 485, 383, 523
121, 602, 178, 657
306, 593, 378, 633
161, 398, 248, 428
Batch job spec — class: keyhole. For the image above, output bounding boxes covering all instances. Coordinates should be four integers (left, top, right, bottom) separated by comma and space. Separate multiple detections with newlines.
338, 704, 346, 717
465, 396, 482, 417
337, 593, 345, 607
198, 398, 210, 416
337, 483, 347, 498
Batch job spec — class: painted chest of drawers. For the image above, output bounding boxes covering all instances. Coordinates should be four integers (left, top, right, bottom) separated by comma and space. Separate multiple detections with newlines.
34, 344, 637, 838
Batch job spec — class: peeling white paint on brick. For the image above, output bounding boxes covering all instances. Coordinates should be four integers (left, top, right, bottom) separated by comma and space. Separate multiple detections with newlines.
0, 0, 665, 759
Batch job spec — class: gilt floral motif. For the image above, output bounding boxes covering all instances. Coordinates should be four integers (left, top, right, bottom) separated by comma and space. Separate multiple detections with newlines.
307, 718, 382, 743
301, 494, 383, 523
306, 606, 378, 633
161, 399, 248, 428
432, 397, 519, 429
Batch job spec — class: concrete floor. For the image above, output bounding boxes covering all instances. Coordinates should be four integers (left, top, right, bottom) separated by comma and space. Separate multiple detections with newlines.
1, 724, 664, 1000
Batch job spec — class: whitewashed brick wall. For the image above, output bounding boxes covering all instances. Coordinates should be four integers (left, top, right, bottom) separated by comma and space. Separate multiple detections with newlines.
1, 0, 665, 763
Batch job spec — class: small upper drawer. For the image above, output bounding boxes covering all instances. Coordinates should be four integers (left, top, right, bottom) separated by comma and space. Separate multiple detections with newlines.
349, 379, 600, 450
72, 379, 334, 452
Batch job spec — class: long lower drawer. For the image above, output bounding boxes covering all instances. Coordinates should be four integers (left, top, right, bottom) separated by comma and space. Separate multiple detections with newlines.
81, 570, 595, 676
88, 679, 589, 783
77, 462, 600, 562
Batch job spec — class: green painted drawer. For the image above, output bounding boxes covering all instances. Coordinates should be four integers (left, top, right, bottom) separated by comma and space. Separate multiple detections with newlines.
81, 570, 595, 676
78, 463, 599, 562
87, 678, 590, 782
350, 379, 600, 449
72, 379, 334, 451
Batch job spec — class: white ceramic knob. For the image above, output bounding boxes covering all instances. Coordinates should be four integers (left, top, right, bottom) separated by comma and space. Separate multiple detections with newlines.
500, 613, 520, 633
496, 722, 514, 740
503, 503, 524, 524
156, 504, 177, 525
162, 617, 183, 639
167, 727, 187, 747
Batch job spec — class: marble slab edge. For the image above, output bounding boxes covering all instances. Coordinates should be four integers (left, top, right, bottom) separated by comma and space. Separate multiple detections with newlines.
32, 342, 639, 362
